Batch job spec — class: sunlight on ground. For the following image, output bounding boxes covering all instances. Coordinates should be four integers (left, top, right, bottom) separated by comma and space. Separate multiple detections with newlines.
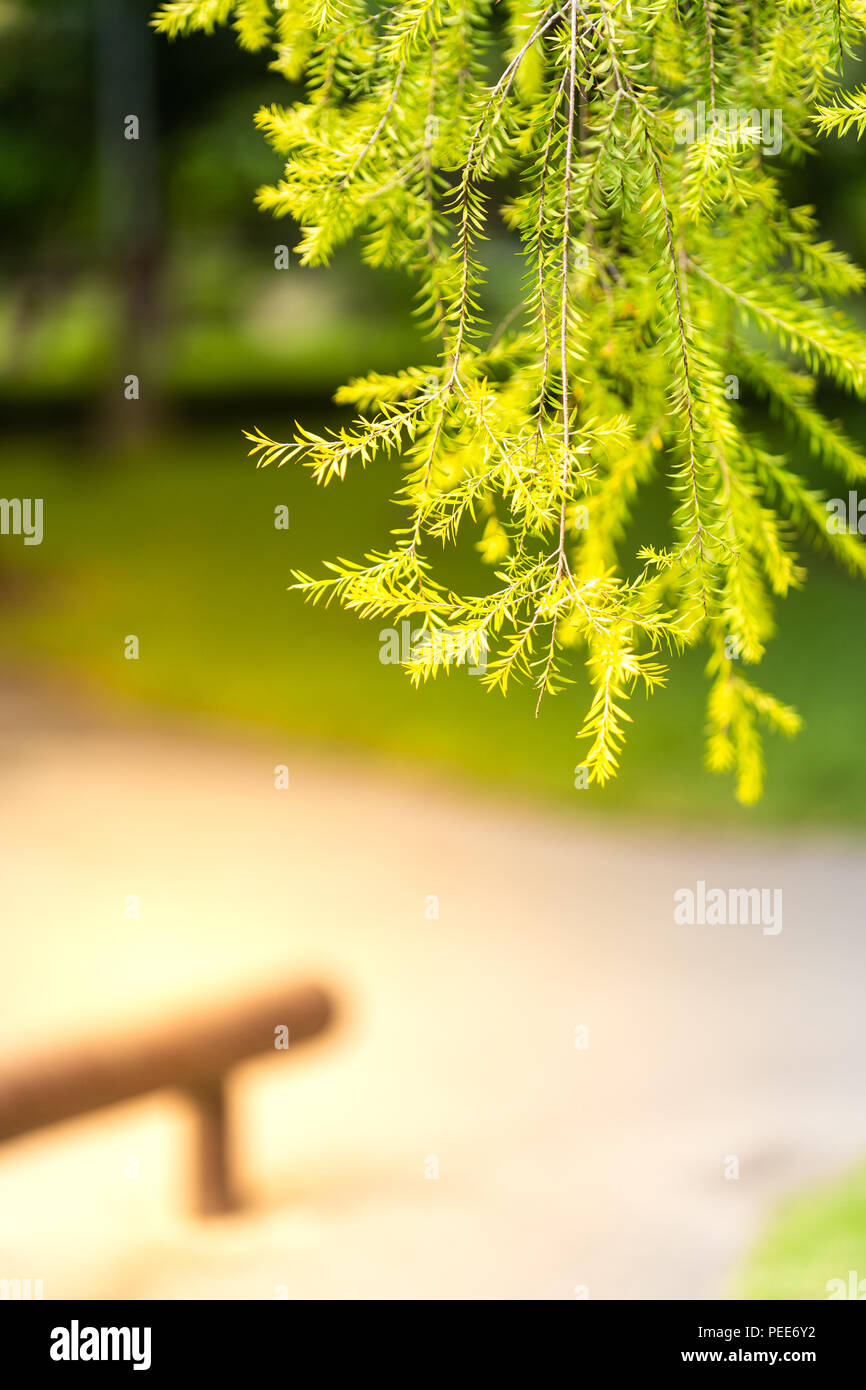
2, 690, 866, 1299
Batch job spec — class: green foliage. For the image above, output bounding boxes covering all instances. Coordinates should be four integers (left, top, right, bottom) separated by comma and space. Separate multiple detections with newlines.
734, 1160, 866, 1299
815, 81, 866, 136
153, 0, 866, 802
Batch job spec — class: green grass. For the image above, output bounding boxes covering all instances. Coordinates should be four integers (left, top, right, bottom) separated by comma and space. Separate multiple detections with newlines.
1, 422, 865, 829
0, 251, 427, 404
734, 1165, 866, 1300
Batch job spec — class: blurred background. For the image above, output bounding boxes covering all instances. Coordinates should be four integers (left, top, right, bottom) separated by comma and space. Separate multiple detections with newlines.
1, 0, 865, 1300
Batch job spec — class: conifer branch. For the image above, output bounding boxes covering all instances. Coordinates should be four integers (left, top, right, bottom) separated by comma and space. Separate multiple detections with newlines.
155, 0, 866, 802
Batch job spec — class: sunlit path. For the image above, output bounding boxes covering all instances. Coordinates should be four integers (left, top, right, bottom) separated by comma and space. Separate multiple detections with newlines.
1, 687, 864, 1299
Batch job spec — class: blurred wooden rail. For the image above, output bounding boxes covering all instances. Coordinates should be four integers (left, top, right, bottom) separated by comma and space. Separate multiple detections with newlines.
0, 982, 335, 1213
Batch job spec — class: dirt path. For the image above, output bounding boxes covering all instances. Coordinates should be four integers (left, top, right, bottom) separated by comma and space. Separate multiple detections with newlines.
1, 686, 864, 1299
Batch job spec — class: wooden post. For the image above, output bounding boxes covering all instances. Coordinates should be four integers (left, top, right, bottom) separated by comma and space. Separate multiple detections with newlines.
187, 1076, 236, 1215
0, 981, 336, 1216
